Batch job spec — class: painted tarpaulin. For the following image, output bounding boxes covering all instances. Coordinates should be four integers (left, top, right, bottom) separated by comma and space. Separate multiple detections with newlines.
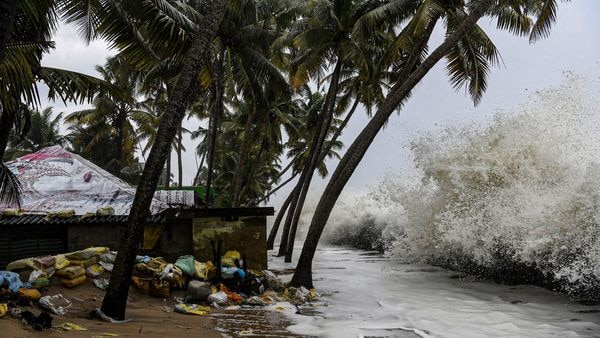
0, 146, 168, 215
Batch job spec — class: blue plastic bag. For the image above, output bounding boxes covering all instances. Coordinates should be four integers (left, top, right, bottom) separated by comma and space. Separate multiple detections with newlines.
0, 271, 24, 292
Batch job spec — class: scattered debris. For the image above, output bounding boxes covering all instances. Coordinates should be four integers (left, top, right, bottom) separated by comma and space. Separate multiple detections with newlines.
174, 303, 211, 316
54, 322, 88, 331
39, 294, 72, 315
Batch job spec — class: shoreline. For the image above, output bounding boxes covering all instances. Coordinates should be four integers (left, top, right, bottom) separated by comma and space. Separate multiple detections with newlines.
3, 282, 311, 338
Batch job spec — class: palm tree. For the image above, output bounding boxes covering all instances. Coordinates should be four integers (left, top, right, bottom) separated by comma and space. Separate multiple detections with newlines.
101, 0, 228, 320
290, 0, 565, 288
65, 56, 154, 181
0, 0, 113, 206
5, 107, 66, 159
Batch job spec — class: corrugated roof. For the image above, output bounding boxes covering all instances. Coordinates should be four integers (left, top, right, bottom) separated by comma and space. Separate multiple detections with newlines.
0, 213, 166, 226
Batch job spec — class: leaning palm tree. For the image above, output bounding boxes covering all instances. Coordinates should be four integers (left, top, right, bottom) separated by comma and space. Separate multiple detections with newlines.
273, 0, 421, 262
290, 0, 567, 288
100, 0, 229, 320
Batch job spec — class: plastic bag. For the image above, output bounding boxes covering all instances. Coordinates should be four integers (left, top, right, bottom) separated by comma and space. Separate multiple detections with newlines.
174, 303, 210, 316
207, 291, 228, 305
185, 281, 211, 304
194, 261, 206, 279
19, 288, 41, 301
34, 256, 55, 268
0, 271, 24, 292
86, 264, 105, 278
98, 261, 113, 272
99, 252, 116, 264
31, 277, 50, 289
174, 255, 195, 277
39, 294, 72, 315
221, 250, 240, 267
149, 278, 170, 298
92, 278, 109, 290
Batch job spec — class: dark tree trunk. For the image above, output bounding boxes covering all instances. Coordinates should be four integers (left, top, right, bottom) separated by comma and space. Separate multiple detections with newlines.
100, 0, 228, 320
0, 0, 17, 61
193, 151, 206, 186
177, 124, 183, 187
256, 153, 302, 205
231, 104, 257, 207
0, 111, 12, 160
284, 61, 343, 262
205, 80, 222, 206
165, 151, 171, 188
276, 183, 300, 256
267, 184, 295, 250
290, 0, 494, 288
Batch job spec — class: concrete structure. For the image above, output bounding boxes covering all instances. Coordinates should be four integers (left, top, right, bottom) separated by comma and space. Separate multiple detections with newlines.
0, 207, 273, 269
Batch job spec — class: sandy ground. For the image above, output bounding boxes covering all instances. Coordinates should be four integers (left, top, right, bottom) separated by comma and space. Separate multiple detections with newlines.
2, 280, 309, 338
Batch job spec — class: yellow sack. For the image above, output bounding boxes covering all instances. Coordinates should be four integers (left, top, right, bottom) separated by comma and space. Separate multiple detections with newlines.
6, 257, 40, 271
174, 303, 210, 316
70, 256, 99, 267
19, 288, 41, 301
54, 255, 70, 270
194, 261, 206, 280
86, 264, 105, 278
0, 304, 7, 317
61, 275, 87, 288
221, 250, 241, 267
54, 322, 87, 331
205, 261, 216, 281
66, 247, 108, 260
55, 266, 85, 279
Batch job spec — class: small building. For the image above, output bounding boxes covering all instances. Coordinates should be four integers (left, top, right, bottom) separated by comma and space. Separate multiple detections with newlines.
0, 146, 273, 269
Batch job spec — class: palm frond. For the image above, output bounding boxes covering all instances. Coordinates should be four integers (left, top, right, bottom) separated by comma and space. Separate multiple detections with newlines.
0, 163, 22, 208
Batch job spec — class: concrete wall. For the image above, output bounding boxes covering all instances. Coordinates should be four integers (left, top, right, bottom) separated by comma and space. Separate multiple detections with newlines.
192, 216, 267, 270
68, 223, 122, 251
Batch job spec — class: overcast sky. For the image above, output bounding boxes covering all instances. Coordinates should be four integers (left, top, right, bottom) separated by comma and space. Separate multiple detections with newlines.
40, 1, 600, 207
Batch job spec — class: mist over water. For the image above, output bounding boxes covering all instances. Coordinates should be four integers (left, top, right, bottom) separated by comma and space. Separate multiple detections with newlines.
322, 74, 600, 298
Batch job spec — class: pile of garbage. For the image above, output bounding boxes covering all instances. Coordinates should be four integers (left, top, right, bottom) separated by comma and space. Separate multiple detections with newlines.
0, 246, 316, 329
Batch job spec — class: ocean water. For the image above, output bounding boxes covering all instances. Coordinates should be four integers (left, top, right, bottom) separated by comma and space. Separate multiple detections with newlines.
270, 246, 600, 338
268, 74, 600, 337
320, 73, 600, 298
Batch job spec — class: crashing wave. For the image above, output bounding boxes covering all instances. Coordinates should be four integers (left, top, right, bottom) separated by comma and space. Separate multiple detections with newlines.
323, 74, 600, 299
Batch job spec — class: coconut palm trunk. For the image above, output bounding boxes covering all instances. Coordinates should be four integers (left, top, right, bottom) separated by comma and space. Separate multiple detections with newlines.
0, 112, 11, 160
284, 61, 343, 262
290, 0, 495, 288
177, 124, 183, 187
231, 104, 258, 207
100, 0, 228, 320
267, 185, 296, 250
205, 74, 223, 205
0, 0, 17, 60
